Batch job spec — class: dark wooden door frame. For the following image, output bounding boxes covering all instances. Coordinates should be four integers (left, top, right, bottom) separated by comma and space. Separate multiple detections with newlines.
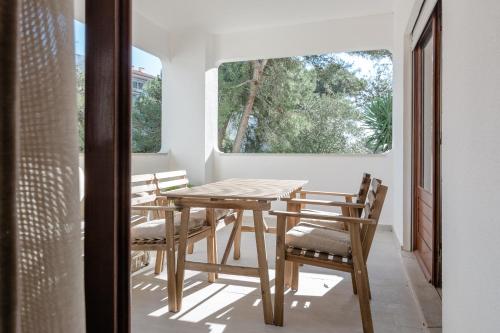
84, 0, 131, 331
411, 1, 442, 286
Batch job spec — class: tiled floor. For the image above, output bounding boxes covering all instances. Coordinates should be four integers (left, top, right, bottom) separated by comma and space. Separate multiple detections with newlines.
131, 225, 427, 333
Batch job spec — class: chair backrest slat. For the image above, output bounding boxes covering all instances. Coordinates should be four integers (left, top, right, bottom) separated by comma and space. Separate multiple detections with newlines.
349, 173, 371, 218
361, 178, 388, 260
356, 173, 372, 204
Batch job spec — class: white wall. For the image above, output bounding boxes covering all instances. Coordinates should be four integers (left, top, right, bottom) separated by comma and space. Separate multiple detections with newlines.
214, 14, 393, 64
441, 0, 500, 331
79, 153, 169, 175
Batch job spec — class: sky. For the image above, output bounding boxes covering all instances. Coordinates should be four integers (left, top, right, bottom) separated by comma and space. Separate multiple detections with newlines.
336, 52, 392, 79
74, 20, 163, 76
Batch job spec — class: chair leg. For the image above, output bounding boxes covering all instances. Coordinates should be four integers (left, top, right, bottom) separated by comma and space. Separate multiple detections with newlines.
274, 215, 287, 326
366, 270, 372, 300
350, 224, 373, 333
233, 220, 242, 260
291, 263, 300, 291
351, 271, 358, 295
165, 211, 177, 312
350, 265, 371, 299
187, 244, 194, 254
175, 208, 191, 310
286, 200, 301, 290
154, 250, 164, 274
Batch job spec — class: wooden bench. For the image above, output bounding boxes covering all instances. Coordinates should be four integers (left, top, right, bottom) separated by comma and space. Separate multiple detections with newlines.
130, 171, 237, 312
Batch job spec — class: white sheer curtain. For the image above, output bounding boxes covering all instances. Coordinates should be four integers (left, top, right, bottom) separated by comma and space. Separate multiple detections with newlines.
1, 0, 85, 332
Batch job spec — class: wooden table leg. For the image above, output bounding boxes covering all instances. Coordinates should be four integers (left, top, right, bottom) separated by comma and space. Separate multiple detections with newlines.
175, 207, 190, 310
274, 215, 287, 326
221, 210, 243, 265
233, 217, 242, 260
253, 209, 274, 325
207, 208, 217, 282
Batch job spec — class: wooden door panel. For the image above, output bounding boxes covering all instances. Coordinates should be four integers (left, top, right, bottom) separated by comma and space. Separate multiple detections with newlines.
418, 217, 433, 250
413, 2, 441, 286
419, 188, 433, 205
418, 198, 433, 222
416, 236, 433, 277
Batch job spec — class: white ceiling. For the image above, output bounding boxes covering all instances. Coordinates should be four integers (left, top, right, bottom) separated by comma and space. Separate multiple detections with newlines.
133, 0, 394, 33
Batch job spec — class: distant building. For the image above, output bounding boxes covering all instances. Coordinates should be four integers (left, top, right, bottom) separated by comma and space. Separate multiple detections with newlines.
132, 67, 156, 100
75, 54, 156, 101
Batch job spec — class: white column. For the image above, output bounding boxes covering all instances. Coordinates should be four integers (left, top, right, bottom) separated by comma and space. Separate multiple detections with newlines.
392, 0, 415, 249
161, 30, 217, 185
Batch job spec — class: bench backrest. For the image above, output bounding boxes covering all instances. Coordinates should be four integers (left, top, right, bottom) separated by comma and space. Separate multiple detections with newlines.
154, 170, 189, 194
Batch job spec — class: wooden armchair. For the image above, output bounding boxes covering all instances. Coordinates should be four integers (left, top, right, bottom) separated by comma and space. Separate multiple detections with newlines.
270, 178, 388, 333
130, 173, 220, 312
230, 173, 371, 261
282, 173, 371, 290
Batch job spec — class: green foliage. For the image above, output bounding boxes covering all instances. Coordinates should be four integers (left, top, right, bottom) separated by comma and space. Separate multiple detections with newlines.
362, 94, 392, 153
132, 76, 162, 153
218, 51, 393, 154
352, 49, 393, 61
218, 61, 252, 151
303, 55, 366, 97
75, 70, 162, 153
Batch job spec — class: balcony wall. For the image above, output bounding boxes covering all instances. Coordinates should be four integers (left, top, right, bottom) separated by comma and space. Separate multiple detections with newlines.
213, 151, 394, 227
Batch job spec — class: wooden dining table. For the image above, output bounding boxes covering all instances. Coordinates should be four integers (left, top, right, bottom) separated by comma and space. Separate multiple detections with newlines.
166, 178, 308, 325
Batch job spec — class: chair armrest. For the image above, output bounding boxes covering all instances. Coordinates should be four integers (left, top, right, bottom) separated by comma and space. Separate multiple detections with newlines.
299, 190, 358, 198
269, 210, 376, 225
283, 198, 365, 209
131, 205, 179, 211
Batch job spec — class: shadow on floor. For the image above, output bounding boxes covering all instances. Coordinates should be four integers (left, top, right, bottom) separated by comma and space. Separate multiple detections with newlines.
132, 229, 427, 333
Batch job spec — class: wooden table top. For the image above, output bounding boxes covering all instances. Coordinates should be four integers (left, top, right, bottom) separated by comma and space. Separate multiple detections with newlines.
166, 178, 308, 201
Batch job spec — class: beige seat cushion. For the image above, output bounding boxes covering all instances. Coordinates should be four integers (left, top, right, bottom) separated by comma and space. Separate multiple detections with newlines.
131, 208, 207, 240
285, 222, 351, 257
